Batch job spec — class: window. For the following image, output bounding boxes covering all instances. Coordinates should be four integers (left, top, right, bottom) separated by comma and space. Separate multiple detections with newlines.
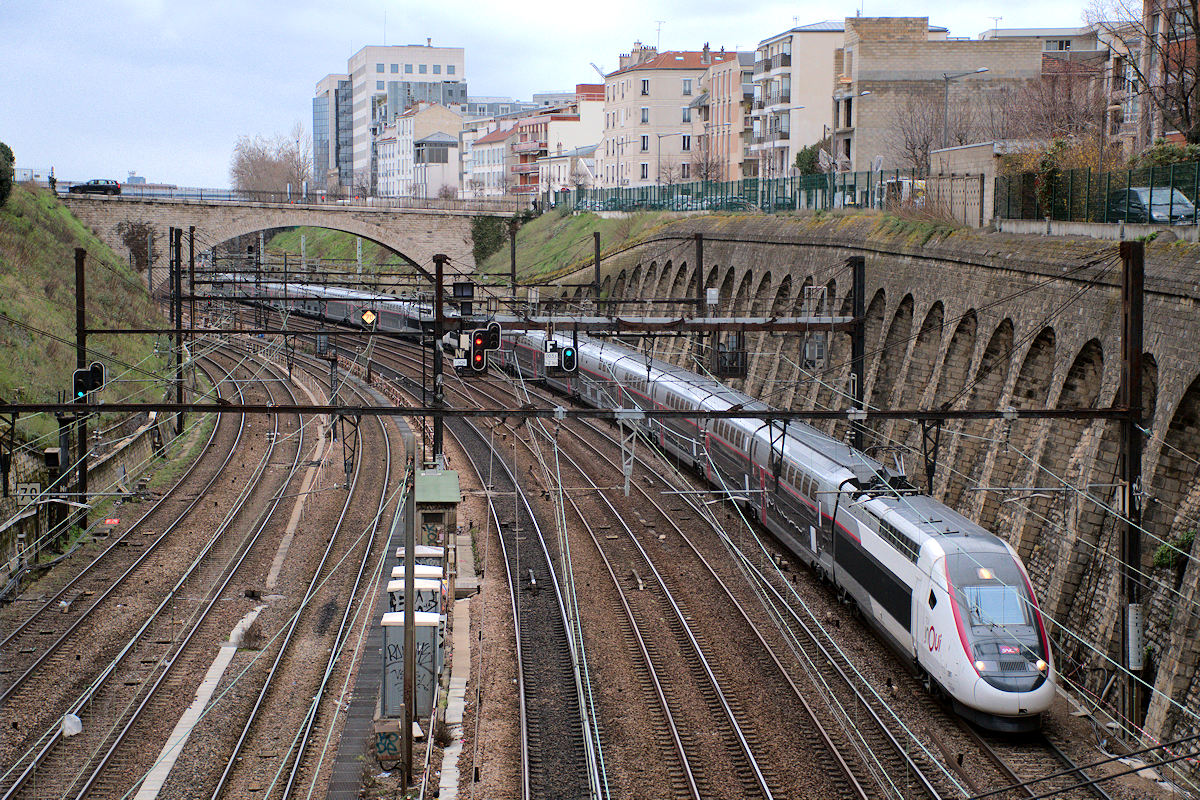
682, 78, 692, 96
448, 64, 455, 75
377, 81, 385, 90
376, 63, 384, 73
640, 163, 649, 180
641, 135, 649, 151
641, 79, 650, 95
405, 64, 413, 74
681, 163, 690, 179
681, 135, 691, 151
433, 64, 441, 74
878, 519, 920, 563
1044, 39, 1071, 51
641, 107, 649, 124
419, 64, 427, 74
681, 107, 692, 123
390, 64, 398, 73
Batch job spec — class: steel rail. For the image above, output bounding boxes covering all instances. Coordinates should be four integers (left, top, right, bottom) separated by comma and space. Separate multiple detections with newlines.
68, 352, 310, 800
0, 357, 229, 658
208, 353, 392, 800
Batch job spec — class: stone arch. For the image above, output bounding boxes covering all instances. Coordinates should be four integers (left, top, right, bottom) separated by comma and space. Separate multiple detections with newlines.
599, 274, 613, 299
1062, 353, 1156, 672
866, 294, 914, 444
750, 271, 773, 314
641, 261, 657, 296
932, 310, 977, 409
669, 260, 690, 297
629, 264, 643, 294
656, 259, 676, 297
945, 319, 1014, 511
718, 268, 736, 307
1021, 339, 1105, 580
980, 326, 1056, 532
732, 270, 754, 315
822, 278, 837, 313
770, 275, 793, 315
893, 301, 945, 450
613, 269, 628, 300
1144, 368, 1200, 571
821, 291, 859, 440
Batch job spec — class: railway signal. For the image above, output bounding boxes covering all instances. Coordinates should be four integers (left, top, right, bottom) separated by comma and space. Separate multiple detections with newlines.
485, 321, 501, 350
361, 308, 377, 327
470, 329, 488, 373
72, 361, 106, 402
560, 343, 577, 373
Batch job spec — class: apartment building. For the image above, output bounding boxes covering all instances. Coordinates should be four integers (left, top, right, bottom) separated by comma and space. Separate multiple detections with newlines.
833, 17, 1043, 172
694, 52, 755, 179
538, 144, 598, 196
314, 42, 466, 191
374, 102, 464, 197
511, 93, 603, 195
596, 43, 736, 187
470, 126, 519, 196
749, 21, 849, 179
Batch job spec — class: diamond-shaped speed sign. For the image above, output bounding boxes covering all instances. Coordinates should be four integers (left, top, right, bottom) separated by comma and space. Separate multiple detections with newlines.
360, 309, 377, 326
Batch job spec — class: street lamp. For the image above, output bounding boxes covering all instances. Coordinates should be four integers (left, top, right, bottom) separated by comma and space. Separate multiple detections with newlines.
942, 68, 988, 149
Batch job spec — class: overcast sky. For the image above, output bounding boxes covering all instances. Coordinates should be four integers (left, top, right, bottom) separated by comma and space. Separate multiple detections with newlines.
1, 0, 1089, 188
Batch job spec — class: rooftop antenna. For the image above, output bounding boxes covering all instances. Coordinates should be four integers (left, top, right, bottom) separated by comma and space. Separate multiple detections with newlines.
655, 20, 665, 50
989, 16, 1003, 36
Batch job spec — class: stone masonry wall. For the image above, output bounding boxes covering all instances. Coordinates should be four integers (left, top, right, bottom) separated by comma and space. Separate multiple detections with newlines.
567, 212, 1200, 747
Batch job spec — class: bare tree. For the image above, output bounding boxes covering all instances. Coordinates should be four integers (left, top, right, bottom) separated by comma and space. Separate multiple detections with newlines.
691, 142, 725, 181
1090, 0, 1200, 144
658, 157, 681, 186
229, 124, 312, 193
887, 90, 976, 173
570, 163, 591, 192
436, 184, 458, 200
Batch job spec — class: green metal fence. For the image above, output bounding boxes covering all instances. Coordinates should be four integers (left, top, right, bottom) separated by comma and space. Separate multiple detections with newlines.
560, 170, 923, 214
995, 161, 1200, 225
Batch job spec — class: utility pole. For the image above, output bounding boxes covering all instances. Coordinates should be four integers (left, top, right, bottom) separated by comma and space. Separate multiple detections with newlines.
695, 233, 706, 365
74, 248, 88, 531
1119, 240, 1145, 730
593, 231, 602, 312
174, 228, 184, 435
509, 219, 519, 306
401, 450, 417, 788
432, 253, 447, 466
850, 255, 866, 452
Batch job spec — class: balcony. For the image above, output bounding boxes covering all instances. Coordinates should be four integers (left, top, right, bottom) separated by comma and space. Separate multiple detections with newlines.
765, 93, 791, 108
511, 162, 540, 175
512, 139, 546, 154
753, 58, 770, 75
753, 98, 765, 110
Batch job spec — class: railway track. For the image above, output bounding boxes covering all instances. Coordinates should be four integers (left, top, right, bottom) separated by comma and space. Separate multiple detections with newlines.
0, 354, 236, 703
203, 345, 398, 800
0, 347, 310, 800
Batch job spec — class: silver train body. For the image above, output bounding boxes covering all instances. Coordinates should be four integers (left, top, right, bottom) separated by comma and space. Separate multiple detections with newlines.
216, 276, 1055, 732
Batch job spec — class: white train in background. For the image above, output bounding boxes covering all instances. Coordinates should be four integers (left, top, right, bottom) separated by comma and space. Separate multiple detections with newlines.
218, 276, 1056, 732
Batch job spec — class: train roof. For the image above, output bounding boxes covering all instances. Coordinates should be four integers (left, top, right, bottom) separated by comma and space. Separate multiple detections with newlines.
873, 494, 995, 540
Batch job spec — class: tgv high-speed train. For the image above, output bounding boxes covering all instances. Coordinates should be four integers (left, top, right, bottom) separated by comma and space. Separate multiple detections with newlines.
218, 277, 1055, 732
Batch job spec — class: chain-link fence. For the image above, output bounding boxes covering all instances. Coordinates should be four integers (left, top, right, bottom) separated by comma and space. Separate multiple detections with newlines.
995, 161, 1200, 225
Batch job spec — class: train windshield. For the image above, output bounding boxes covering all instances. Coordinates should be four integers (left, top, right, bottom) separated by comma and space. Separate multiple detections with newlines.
946, 552, 1035, 629
961, 585, 1029, 626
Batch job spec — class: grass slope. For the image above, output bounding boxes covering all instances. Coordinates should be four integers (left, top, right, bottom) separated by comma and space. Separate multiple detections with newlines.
477, 210, 675, 284
267, 226, 411, 271
0, 184, 169, 442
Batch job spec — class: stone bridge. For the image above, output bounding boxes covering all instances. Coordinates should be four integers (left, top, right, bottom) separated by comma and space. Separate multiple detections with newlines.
572, 214, 1200, 748
62, 195, 506, 281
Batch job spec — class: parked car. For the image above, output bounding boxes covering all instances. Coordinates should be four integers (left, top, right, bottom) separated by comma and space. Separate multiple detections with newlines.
68, 179, 121, 196
1106, 187, 1197, 224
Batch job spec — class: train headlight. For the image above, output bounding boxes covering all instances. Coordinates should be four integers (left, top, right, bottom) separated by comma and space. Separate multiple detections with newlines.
1035, 659, 1048, 672
974, 660, 986, 672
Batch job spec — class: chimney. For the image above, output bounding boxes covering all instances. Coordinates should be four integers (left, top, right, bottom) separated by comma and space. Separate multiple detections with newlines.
702, 43, 710, 64
426, 37, 432, 46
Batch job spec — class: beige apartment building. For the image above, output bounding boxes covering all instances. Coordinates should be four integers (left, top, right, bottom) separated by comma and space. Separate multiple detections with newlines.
832, 18, 1043, 173
750, 21, 851, 179
596, 43, 736, 187
694, 52, 755, 180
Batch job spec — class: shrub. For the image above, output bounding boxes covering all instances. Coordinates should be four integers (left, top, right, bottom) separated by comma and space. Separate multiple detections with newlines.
0, 141, 14, 207
470, 216, 506, 265
1132, 139, 1200, 168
